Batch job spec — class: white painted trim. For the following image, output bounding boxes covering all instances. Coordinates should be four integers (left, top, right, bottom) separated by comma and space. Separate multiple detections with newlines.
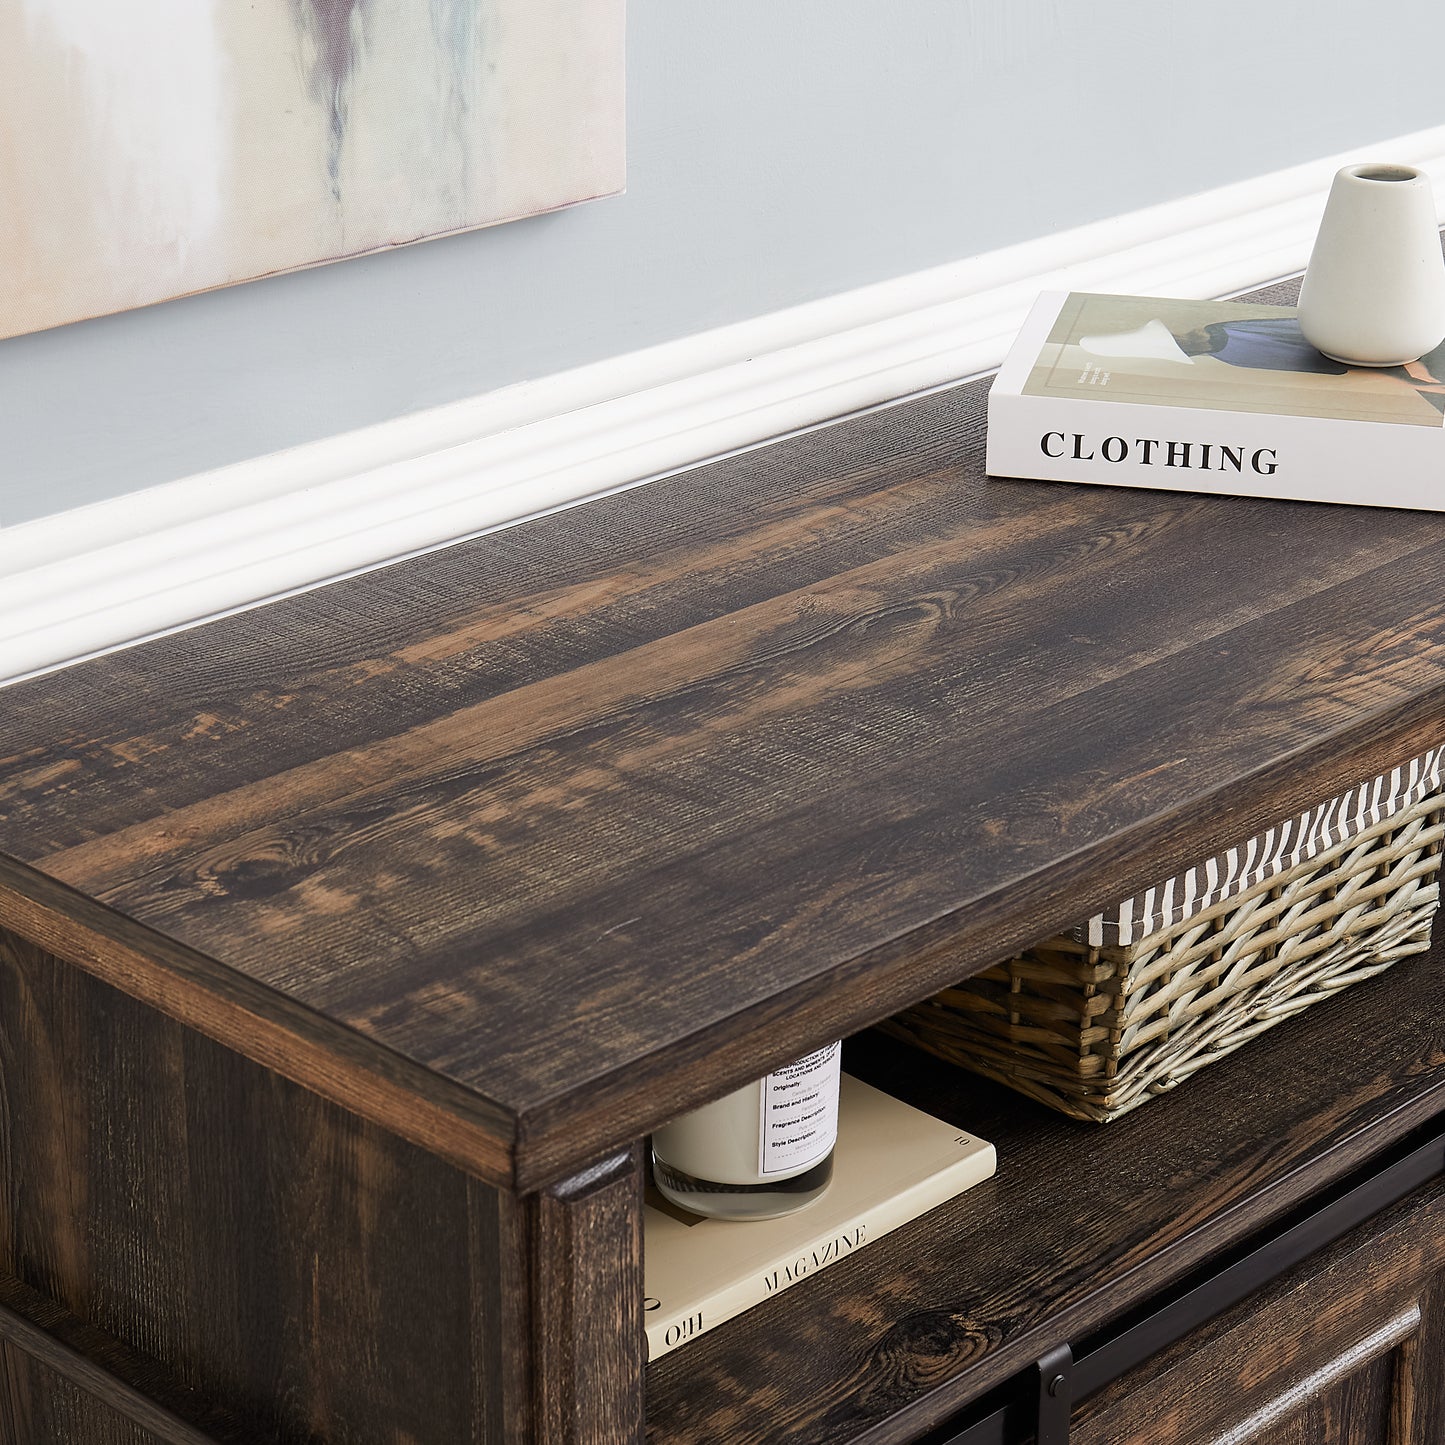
5, 125, 1445, 686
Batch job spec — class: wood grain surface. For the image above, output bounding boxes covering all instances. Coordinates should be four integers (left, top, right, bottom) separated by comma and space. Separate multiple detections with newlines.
644, 944, 1445, 1445
0, 925, 534, 1445
532, 1149, 646, 1445
1069, 1181, 1445, 1445
4, 280, 1445, 1188
1, 1345, 169, 1445
0, 1274, 238, 1445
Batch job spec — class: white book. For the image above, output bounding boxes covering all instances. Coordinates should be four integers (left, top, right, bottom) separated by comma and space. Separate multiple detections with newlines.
644, 1075, 995, 1362
986, 291, 1445, 512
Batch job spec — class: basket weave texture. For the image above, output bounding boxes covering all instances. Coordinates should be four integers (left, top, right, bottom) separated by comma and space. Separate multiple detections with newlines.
886, 788, 1444, 1122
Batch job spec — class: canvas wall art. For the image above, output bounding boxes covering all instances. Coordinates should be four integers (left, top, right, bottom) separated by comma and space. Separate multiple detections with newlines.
0, 0, 625, 340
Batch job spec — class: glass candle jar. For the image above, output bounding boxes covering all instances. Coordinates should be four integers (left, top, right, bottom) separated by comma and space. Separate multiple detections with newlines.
651, 1042, 842, 1220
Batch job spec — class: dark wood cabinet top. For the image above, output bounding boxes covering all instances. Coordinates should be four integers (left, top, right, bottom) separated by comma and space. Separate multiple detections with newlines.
3, 279, 1445, 1190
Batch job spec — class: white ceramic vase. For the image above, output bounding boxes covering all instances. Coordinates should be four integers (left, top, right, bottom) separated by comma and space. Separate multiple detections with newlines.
1297, 164, 1445, 367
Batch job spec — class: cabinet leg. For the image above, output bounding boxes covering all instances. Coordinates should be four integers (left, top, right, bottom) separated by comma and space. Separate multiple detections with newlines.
525, 1147, 645, 1445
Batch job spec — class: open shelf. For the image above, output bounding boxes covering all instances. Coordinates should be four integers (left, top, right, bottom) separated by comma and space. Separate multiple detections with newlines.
645, 938, 1445, 1444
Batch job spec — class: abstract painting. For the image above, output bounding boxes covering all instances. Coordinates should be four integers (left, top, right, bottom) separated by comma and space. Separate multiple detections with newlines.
0, 0, 625, 339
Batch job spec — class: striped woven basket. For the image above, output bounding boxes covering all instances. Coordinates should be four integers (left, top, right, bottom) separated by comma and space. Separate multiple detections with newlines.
886, 751, 1445, 1122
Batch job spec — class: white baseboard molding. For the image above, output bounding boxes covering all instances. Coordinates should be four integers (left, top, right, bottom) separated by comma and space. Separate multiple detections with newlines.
5, 125, 1445, 686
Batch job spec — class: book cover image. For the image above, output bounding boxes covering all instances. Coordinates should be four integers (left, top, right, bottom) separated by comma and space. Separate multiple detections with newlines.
643, 1076, 995, 1361
1023, 292, 1445, 428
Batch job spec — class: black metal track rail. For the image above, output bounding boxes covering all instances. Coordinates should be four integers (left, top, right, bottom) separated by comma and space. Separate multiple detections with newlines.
923, 1121, 1445, 1445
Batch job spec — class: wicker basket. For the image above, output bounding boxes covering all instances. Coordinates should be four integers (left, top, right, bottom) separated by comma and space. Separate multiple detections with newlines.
886, 755, 1445, 1122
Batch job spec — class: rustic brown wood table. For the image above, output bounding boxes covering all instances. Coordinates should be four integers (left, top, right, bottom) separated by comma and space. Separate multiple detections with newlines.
2, 279, 1443, 1443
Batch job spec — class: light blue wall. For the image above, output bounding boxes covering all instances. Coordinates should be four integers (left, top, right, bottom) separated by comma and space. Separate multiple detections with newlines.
5, 0, 1445, 524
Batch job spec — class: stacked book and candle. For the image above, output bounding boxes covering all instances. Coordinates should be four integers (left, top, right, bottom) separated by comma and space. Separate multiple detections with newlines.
645, 1077, 995, 1360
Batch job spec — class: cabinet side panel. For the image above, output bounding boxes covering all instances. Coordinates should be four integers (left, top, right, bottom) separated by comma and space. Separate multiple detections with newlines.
0, 926, 522, 1445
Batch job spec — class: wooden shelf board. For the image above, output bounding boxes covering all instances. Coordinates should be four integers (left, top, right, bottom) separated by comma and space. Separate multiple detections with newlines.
644, 941, 1445, 1445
